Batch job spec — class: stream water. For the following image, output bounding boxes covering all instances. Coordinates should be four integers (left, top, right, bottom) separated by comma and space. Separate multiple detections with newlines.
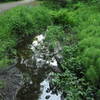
14, 35, 63, 100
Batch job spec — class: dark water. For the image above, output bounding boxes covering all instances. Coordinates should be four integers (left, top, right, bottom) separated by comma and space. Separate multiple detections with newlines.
15, 37, 62, 100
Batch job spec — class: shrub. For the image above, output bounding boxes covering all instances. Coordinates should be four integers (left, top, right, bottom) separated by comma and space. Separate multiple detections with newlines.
3, 6, 52, 38
0, 80, 5, 89
0, 6, 52, 67
38, 0, 99, 9
72, 4, 100, 86
52, 44, 97, 100
86, 66, 99, 84
96, 90, 100, 100
50, 9, 76, 27
52, 64, 96, 100
40, 1, 100, 99
38, 0, 67, 8
45, 26, 66, 51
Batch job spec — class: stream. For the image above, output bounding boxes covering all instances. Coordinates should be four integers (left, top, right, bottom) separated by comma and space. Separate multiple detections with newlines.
0, 35, 63, 100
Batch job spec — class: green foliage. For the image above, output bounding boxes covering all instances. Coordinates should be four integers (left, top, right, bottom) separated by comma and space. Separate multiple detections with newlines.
45, 26, 66, 51
44, 1, 100, 99
52, 45, 97, 100
0, 0, 100, 99
0, 6, 52, 67
50, 9, 76, 27
38, 0, 67, 8
0, 80, 5, 89
86, 66, 99, 84
46, 26, 65, 42
52, 68, 96, 100
2, 6, 52, 38
96, 90, 100, 100
38, 0, 99, 9
73, 4, 100, 86
39, 1, 62, 9
62, 45, 83, 76
0, 58, 11, 69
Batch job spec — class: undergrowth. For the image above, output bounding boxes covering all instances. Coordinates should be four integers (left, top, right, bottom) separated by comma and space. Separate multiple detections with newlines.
43, 1, 100, 99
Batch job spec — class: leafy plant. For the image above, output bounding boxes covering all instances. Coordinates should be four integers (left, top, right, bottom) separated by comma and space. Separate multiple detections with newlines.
38, 0, 67, 8
45, 26, 66, 51
74, 4, 100, 86
50, 9, 76, 28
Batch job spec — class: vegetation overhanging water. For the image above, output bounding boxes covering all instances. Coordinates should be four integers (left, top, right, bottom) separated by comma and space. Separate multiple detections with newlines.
0, 0, 100, 100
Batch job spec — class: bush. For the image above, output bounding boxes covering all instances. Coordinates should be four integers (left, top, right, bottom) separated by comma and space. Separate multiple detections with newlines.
50, 9, 76, 27
72, 4, 100, 86
0, 6, 52, 67
62, 45, 83, 76
45, 26, 66, 51
52, 45, 96, 100
40, 0, 100, 99
38, 0, 67, 8
3, 6, 52, 38
38, 0, 99, 9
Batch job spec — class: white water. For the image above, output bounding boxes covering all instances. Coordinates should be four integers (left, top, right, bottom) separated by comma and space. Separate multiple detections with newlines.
31, 34, 62, 100
31, 34, 58, 67
39, 79, 61, 100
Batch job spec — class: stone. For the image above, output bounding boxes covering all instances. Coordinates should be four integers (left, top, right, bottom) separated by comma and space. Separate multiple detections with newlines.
45, 95, 50, 99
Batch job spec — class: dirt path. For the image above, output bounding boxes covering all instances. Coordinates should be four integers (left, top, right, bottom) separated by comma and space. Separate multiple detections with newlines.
0, 0, 35, 12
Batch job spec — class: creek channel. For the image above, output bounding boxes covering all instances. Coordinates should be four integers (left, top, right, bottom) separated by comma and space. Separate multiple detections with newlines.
0, 34, 64, 100
14, 34, 63, 100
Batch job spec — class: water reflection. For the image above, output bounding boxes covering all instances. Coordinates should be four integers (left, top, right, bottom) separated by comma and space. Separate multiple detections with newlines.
16, 62, 62, 100
16, 65, 51, 100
